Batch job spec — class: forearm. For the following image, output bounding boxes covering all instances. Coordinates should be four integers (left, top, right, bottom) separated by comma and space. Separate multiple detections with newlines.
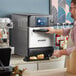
54, 29, 63, 35
46, 27, 64, 35
60, 49, 69, 56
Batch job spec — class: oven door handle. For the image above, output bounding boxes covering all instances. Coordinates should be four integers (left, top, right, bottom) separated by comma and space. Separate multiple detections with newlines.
33, 29, 49, 32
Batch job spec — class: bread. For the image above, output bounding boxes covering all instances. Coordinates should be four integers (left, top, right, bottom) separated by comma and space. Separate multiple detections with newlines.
29, 56, 37, 60
37, 54, 44, 59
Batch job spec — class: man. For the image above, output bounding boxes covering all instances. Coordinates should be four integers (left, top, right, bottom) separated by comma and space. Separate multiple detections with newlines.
46, 0, 76, 57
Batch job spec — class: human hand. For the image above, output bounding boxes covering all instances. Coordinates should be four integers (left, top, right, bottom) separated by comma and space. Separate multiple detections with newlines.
52, 50, 62, 58
45, 27, 55, 34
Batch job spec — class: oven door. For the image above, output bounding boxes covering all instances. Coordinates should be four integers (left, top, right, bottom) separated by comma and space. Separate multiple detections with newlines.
29, 27, 53, 48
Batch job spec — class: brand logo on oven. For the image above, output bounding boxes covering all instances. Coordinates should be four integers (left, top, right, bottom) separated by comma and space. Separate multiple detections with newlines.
38, 39, 46, 42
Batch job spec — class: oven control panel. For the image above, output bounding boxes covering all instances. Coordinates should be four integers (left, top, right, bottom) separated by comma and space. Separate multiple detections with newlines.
29, 15, 54, 27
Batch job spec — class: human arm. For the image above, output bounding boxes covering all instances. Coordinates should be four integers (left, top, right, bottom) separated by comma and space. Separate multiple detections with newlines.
53, 38, 76, 57
46, 27, 70, 36
53, 49, 69, 57
46, 27, 63, 35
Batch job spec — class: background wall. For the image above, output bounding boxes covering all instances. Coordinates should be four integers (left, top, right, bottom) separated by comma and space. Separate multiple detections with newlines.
51, 0, 66, 24
51, 0, 73, 23
66, 0, 73, 23
0, 0, 49, 17
0, 0, 73, 23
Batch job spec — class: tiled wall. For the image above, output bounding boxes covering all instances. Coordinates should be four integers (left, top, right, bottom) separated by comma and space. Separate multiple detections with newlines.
58, 0, 66, 23
51, 0, 73, 49
66, 0, 74, 23
51, 0, 73, 24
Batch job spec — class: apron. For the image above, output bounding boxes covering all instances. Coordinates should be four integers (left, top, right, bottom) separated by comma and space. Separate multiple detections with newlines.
67, 28, 74, 48
65, 28, 74, 71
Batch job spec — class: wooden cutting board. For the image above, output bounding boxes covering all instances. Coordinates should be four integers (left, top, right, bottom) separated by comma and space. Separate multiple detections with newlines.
23, 68, 76, 76
65, 72, 76, 76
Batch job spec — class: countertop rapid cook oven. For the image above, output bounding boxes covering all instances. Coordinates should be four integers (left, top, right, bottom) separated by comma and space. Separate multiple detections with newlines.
11, 13, 54, 61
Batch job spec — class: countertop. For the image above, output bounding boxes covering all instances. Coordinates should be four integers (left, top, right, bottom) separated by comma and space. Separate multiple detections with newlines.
10, 55, 65, 65
22, 68, 76, 76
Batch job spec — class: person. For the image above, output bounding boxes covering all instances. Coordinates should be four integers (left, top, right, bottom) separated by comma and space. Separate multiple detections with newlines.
46, 0, 76, 57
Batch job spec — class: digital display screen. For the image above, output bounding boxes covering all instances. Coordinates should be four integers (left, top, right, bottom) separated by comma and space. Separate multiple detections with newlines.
36, 17, 48, 26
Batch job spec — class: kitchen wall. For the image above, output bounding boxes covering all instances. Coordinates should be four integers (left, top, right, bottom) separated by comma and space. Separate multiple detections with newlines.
51, 0, 73, 24
0, 0, 49, 17
66, 0, 73, 23
0, 0, 73, 23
